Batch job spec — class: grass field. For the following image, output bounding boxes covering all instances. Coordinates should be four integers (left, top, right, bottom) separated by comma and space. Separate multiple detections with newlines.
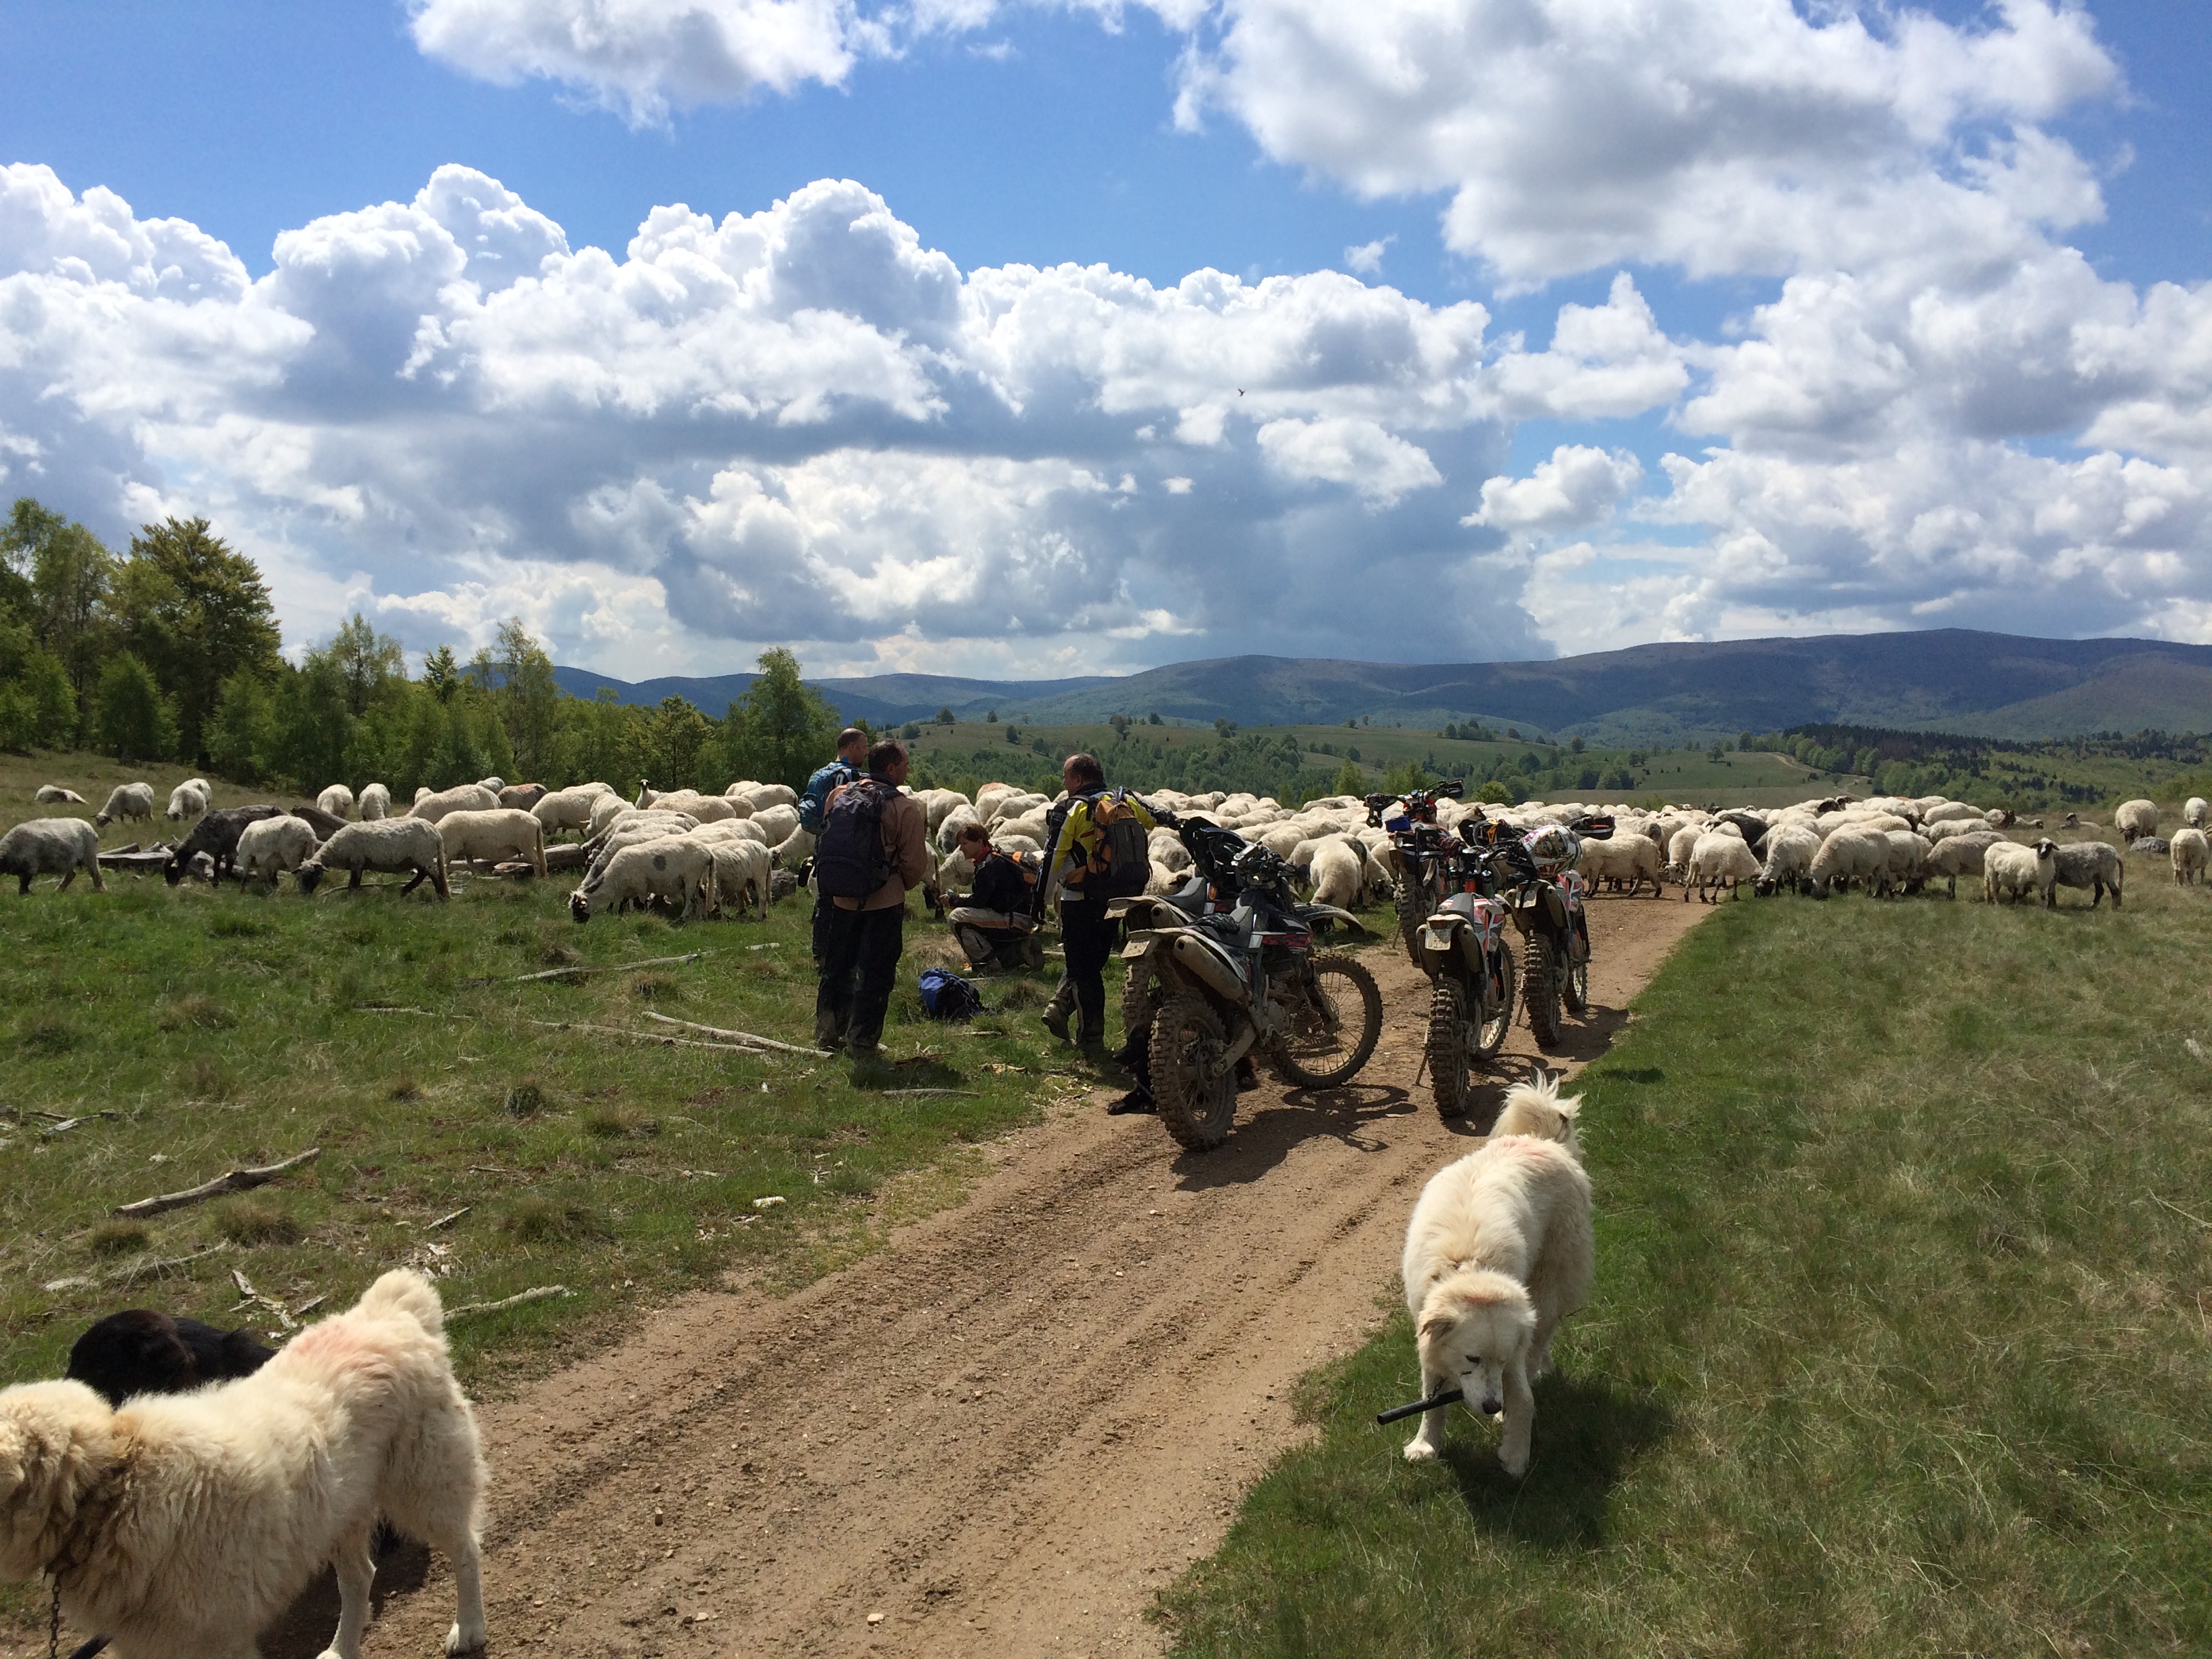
1161, 846, 2212, 1656
0, 752, 1101, 1443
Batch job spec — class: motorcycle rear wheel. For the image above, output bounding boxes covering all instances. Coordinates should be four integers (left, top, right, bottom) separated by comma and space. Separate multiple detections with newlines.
1395, 875, 1429, 968
1426, 976, 1475, 1120
1150, 995, 1240, 1151
1476, 948, 1517, 1059
1564, 950, 1589, 1016
1523, 932, 1561, 1049
1274, 954, 1385, 1088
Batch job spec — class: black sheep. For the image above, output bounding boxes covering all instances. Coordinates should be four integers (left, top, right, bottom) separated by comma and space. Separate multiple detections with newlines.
66, 1309, 276, 1407
164, 804, 287, 885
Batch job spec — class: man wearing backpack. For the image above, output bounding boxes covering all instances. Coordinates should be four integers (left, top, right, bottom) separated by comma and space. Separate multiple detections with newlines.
800, 727, 871, 966
813, 739, 928, 1063
1036, 752, 1168, 1063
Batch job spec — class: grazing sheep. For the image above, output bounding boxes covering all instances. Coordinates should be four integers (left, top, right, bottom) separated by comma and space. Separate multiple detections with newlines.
94, 781, 155, 829
1311, 838, 1367, 909
165, 780, 209, 823
1578, 833, 1664, 897
234, 815, 323, 884
737, 782, 801, 813
33, 785, 86, 805
1983, 839, 2055, 905
1881, 830, 1933, 896
295, 817, 449, 899
1809, 827, 1890, 899
2171, 827, 2207, 885
0, 817, 104, 893
407, 783, 499, 823
2043, 839, 2123, 909
498, 782, 548, 812
533, 786, 609, 838
772, 826, 817, 871
165, 805, 289, 886
1665, 823, 1704, 885
437, 807, 548, 877
315, 783, 356, 820
1920, 802, 1982, 827
1925, 830, 2001, 898
2114, 800, 2158, 840
2187, 798, 2209, 830
935, 804, 983, 855
641, 789, 741, 825
708, 838, 773, 920
571, 836, 711, 922
1687, 830, 1761, 902
1755, 824, 1820, 895
750, 803, 801, 846
358, 782, 392, 820
579, 813, 703, 884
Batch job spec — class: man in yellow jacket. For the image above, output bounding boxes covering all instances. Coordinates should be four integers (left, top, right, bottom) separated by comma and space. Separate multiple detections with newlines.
1036, 752, 1169, 1061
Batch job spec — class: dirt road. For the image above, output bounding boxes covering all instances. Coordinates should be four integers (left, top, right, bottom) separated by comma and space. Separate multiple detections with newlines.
32, 895, 1708, 1659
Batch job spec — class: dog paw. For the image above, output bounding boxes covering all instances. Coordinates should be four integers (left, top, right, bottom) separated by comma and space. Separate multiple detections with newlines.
1402, 1439, 1439, 1463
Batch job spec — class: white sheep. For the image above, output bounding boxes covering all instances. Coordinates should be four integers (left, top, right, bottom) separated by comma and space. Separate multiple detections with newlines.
1882, 830, 1933, 895
632, 786, 739, 823
581, 813, 703, 883
935, 804, 983, 855
409, 783, 499, 823
533, 786, 607, 838
2114, 799, 2158, 840
1310, 838, 1367, 909
571, 836, 711, 922
437, 808, 548, 877
315, 783, 356, 820
0, 817, 104, 893
359, 783, 392, 820
2171, 827, 2207, 886
165, 780, 209, 824
708, 838, 774, 920
2187, 797, 2209, 830
1925, 831, 2001, 898
1666, 823, 1704, 885
1809, 827, 1889, 899
739, 782, 800, 812
773, 827, 819, 872
1687, 830, 1760, 902
33, 785, 86, 805
1578, 834, 1663, 897
1923, 817, 1983, 844
1920, 802, 1983, 827
1982, 840, 2053, 905
1755, 824, 1820, 895
94, 782, 155, 829
296, 818, 449, 899
750, 803, 801, 846
234, 815, 323, 884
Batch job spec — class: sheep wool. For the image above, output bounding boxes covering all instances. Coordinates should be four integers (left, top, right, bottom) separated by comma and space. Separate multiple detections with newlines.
2171, 827, 2208, 886
0, 817, 104, 893
165, 780, 209, 823
1982, 840, 2053, 905
2114, 800, 2159, 841
408, 783, 500, 824
235, 815, 324, 884
94, 782, 155, 828
315, 783, 356, 820
358, 783, 392, 820
297, 818, 450, 899
572, 836, 712, 922
437, 808, 548, 877
33, 784, 86, 805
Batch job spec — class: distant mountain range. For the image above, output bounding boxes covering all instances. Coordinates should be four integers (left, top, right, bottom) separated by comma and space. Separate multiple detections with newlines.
554, 630, 2212, 745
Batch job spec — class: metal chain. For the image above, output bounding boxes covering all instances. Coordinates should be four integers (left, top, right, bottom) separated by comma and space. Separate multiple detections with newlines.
48, 1580, 60, 1659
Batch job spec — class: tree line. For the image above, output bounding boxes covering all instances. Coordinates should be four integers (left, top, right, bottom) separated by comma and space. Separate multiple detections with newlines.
0, 498, 844, 796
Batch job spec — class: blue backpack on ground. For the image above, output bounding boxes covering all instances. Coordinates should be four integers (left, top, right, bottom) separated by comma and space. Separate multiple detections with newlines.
918, 967, 985, 1021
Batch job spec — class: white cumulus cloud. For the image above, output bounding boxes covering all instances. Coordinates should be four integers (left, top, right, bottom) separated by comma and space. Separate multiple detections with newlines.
1471, 445, 1642, 533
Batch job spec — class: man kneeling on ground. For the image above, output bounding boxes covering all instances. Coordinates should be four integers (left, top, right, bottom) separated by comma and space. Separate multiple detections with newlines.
946, 821, 1042, 972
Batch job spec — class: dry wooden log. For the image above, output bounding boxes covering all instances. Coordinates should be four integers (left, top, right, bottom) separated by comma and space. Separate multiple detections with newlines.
487, 949, 712, 985
115, 1147, 321, 1219
642, 1012, 817, 1057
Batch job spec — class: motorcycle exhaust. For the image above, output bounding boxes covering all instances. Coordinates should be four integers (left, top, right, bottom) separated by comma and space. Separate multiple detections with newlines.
1169, 933, 1250, 1005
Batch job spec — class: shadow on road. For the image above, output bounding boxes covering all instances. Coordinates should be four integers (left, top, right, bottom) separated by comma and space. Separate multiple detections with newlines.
1170, 1081, 1429, 1190
262, 1539, 432, 1659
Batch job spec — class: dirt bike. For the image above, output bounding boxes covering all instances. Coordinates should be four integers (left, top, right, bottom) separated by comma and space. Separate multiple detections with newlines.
1468, 813, 1612, 1049
1416, 830, 1519, 1120
1113, 824, 1383, 1152
1366, 782, 1465, 968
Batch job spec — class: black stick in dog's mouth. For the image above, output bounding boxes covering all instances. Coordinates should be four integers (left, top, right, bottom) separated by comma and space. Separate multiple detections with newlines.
1374, 1385, 1465, 1425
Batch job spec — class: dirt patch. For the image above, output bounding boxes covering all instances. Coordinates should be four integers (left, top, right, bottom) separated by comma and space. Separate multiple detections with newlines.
16, 895, 1707, 1659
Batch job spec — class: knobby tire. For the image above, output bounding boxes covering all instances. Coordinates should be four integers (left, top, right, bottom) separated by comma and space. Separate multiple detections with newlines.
1150, 995, 1239, 1151
1427, 976, 1474, 1120
1273, 954, 1384, 1089
1523, 931, 1561, 1049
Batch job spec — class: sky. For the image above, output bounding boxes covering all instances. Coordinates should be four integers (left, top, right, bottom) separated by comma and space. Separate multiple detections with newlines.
0, 0, 2207, 680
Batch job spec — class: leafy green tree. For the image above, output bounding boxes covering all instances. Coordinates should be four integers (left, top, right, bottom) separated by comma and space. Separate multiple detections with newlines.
716, 648, 840, 790
1330, 758, 1366, 797
652, 695, 714, 790
94, 651, 174, 762
3, 499, 114, 737
935, 706, 956, 725
206, 672, 280, 783
321, 613, 406, 716
109, 516, 280, 763
422, 644, 463, 702
485, 619, 562, 782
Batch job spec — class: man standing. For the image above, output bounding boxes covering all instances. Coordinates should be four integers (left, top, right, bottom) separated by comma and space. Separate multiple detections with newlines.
800, 726, 869, 964
1037, 753, 1166, 1062
813, 739, 928, 1065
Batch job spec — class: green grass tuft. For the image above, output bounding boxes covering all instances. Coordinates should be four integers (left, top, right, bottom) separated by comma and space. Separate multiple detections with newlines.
216, 1196, 304, 1247
504, 1195, 609, 1244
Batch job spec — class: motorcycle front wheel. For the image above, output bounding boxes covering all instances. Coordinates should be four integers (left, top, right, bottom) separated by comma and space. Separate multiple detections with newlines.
1150, 995, 1240, 1151
1523, 931, 1561, 1049
1426, 975, 1475, 1120
1563, 949, 1590, 1016
1274, 954, 1385, 1088
1476, 947, 1517, 1059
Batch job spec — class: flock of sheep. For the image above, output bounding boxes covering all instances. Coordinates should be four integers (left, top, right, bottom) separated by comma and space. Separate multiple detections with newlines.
7, 768, 2201, 923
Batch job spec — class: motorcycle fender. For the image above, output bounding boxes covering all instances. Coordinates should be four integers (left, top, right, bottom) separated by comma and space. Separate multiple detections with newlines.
1418, 920, 1458, 955
1120, 930, 1161, 962
1299, 902, 1366, 933
1538, 885, 1568, 929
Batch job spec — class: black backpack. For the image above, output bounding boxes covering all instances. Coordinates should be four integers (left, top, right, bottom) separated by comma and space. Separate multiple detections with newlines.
815, 778, 893, 899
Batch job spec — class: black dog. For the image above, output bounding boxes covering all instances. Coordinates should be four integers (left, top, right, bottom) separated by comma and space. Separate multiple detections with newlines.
66, 1309, 276, 1406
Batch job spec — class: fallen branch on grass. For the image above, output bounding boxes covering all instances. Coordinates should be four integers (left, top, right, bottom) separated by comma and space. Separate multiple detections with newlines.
231, 1267, 298, 1332
41, 1243, 230, 1294
356, 1005, 471, 1020
426, 1206, 471, 1231
642, 1012, 817, 1057
2152, 1191, 2212, 1230
523, 1018, 766, 1055
448, 1285, 569, 1321
878, 1089, 978, 1098
115, 1147, 321, 1218
487, 950, 713, 985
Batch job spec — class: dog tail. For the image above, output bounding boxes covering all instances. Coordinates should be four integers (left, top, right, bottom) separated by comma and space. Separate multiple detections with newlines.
1494, 1067, 1583, 1153
356, 1269, 447, 1338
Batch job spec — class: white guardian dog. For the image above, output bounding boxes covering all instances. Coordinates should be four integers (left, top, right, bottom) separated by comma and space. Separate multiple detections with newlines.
1401, 1126, 1593, 1475
0, 1270, 487, 1659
